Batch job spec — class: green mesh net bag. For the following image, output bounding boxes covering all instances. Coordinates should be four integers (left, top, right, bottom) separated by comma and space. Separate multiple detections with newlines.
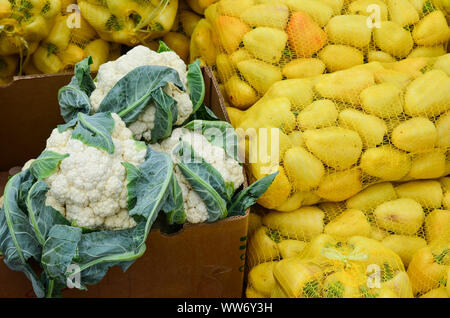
245, 177, 450, 298
230, 56, 450, 213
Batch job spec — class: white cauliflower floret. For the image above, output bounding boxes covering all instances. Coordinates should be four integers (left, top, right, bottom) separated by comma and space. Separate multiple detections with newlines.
162, 128, 245, 190
66, 205, 105, 229
174, 166, 209, 223
90, 45, 193, 142
166, 83, 193, 125
43, 113, 146, 230
46, 129, 72, 154
128, 106, 156, 141
153, 128, 245, 224
111, 116, 133, 141
50, 174, 70, 203
45, 195, 65, 216
104, 210, 137, 230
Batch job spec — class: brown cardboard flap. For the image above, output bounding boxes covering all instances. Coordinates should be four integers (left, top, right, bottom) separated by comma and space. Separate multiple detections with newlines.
0, 73, 71, 170
0, 68, 248, 298
62, 216, 248, 298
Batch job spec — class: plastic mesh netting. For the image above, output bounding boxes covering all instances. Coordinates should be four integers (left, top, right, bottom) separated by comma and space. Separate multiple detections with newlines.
190, 0, 449, 109
246, 177, 450, 298
29, 12, 121, 73
232, 57, 450, 212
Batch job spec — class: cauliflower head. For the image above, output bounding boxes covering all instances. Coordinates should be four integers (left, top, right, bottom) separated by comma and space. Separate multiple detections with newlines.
43, 113, 147, 230
90, 45, 193, 142
152, 127, 244, 223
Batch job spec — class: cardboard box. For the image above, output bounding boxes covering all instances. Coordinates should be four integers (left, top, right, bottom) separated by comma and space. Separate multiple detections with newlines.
0, 68, 248, 298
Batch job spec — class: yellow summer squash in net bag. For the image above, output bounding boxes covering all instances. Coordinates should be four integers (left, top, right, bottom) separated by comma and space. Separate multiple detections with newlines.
78, 0, 178, 46
247, 234, 414, 298
191, 0, 450, 108
235, 56, 450, 212
246, 177, 450, 298
186, 0, 218, 14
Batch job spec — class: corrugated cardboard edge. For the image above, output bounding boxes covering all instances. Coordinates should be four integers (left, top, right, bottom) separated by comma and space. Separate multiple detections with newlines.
0, 67, 249, 298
